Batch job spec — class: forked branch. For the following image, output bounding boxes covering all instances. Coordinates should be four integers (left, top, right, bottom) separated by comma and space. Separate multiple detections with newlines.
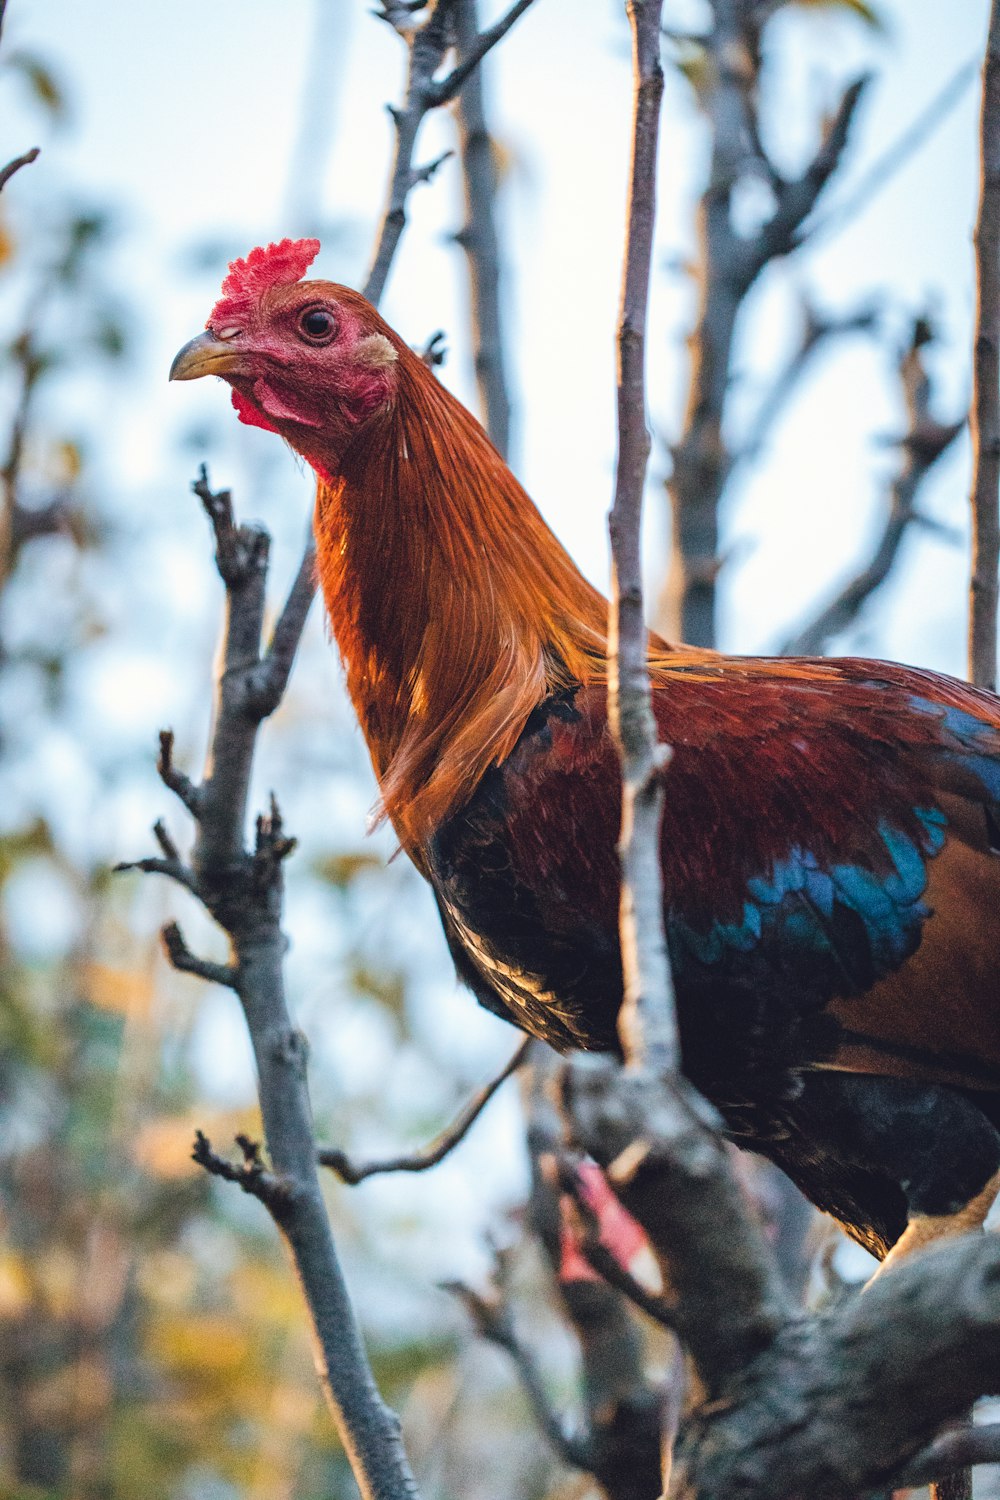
782, 315, 965, 657
365, 0, 538, 305
121, 472, 418, 1500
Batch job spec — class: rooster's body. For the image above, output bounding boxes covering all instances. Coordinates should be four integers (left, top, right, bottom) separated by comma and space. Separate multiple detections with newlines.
172, 240, 1000, 1262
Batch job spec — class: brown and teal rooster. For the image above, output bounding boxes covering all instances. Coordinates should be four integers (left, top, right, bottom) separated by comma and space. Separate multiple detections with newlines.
172, 239, 1000, 1269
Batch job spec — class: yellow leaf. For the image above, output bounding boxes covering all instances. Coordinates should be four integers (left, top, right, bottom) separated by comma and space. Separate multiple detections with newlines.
137, 1249, 198, 1306
148, 1312, 252, 1376
227, 1259, 303, 1326
37, 1246, 77, 1318
84, 960, 154, 1018
0, 1250, 32, 1315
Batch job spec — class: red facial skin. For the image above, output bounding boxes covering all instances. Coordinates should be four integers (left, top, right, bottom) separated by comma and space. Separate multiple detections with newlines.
189, 240, 401, 481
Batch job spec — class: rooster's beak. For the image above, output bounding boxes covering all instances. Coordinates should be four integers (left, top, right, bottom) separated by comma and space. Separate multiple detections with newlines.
169, 331, 244, 382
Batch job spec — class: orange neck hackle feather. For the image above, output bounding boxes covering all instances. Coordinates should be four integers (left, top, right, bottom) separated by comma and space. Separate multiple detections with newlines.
310, 323, 852, 854
315, 343, 644, 850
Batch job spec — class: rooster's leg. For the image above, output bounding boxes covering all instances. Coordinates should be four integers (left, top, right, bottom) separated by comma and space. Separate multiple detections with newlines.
871, 1164, 1000, 1279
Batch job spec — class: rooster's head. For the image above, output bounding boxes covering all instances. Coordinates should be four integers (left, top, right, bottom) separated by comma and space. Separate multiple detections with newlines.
170, 239, 400, 476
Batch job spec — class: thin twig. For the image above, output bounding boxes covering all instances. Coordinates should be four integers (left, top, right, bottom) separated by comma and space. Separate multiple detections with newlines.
799, 56, 978, 250
418, 329, 447, 367
737, 295, 880, 467
364, 0, 537, 305
365, 0, 455, 307
445, 1279, 595, 1471
113, 853, 199, 897
0, 146, 39, 193
153, 817, 180, 862
781, 316, 965, 657
757, 77, 870, 265
161, 920, 238, 989
969, 2, 1000, 691
409, 147, 453, 187
246, 538, 318, 719
524, 1046, 666, 1500
192, 1130, 292, 1213
607, 0, 675, 1072
320, 1036, 530, 1182
157, 729, 202, 817
430, 0, 536, 104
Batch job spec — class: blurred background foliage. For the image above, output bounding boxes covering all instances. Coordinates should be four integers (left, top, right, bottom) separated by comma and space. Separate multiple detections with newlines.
0, 0, 989, 1496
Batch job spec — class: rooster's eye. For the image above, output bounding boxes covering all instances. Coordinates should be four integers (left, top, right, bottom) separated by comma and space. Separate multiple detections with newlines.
298, 306, 337, 344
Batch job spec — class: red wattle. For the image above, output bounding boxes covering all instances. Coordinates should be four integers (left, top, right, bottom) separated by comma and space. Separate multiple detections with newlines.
231, 389, 278, 434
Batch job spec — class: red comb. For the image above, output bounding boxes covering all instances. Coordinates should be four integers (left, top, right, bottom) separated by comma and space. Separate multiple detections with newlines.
209, 238, 321, 327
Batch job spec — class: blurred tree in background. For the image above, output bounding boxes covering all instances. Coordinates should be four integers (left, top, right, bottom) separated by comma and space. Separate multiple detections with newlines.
0, 1, 988, 1497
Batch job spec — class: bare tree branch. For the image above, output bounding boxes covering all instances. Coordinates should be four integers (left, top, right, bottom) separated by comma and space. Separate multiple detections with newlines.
161, 920, 238, 989
781, 316, 965, 657
737, 294, 880, 467
429, 0, 537, 105
755, 76, 870, 266
446, 1275, 596, 1472
319, 1036, 530, 1182
364, 0, 537, 306
608, 0, 675, 1074
0, 146, 39, 193
453, 0, 513, 457
192, 1130, 292, 1213
567, 16, 804, 1464
521, 1047, 666, 1500
660, 4, 869, 647
246, 537, 318, 718
116, 8, 536, 1490
157, 729, 202, 817
799, 55, 978, 251
113, 852, 199, 897
121, 472, 420, 1500
567, 1057, 1000, 1500
969, 1, 1000, 691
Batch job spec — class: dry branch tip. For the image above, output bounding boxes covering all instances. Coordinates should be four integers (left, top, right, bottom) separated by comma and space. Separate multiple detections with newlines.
192, 1129, 292, 1211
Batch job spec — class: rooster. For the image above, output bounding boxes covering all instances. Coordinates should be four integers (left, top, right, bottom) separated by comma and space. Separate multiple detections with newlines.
172, 239, 1000, 1268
